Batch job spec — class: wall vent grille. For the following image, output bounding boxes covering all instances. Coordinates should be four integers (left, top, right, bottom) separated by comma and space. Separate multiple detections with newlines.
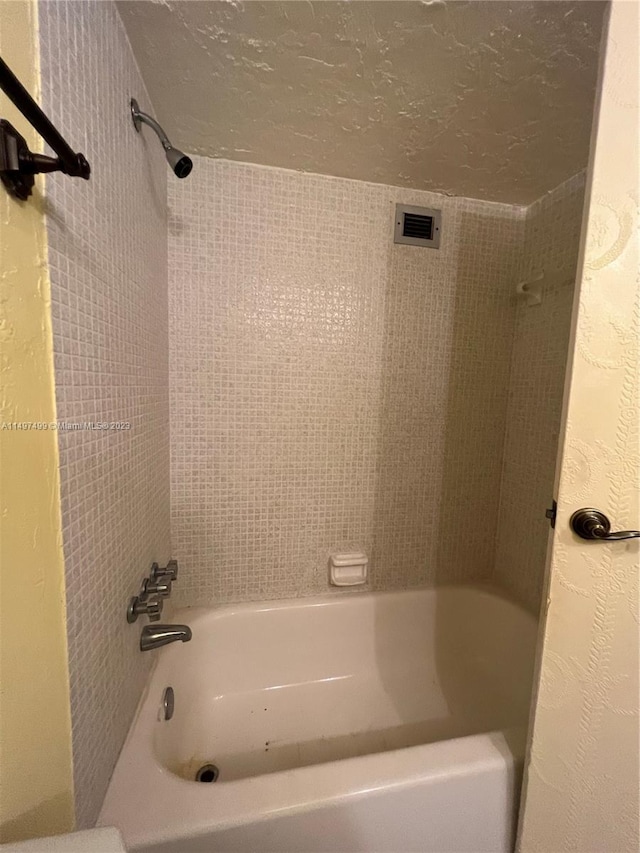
394, 204, 442, 248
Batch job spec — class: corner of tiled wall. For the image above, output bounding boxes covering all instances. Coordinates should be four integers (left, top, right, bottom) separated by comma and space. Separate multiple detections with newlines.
167, 158, 583, 616
493, 172, 587, 613
38, 0, 170, 827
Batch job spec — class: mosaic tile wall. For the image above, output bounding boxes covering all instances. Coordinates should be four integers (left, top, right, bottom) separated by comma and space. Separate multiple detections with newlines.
39, 0, 170, 827
169, 158, 524, 606
36, 2, 585, 819
494, 174, 586, 612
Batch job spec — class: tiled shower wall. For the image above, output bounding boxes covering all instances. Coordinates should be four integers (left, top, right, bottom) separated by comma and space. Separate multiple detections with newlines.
39, 0, 170, 827
494, 174, 586, 612
34, 1, 584, 818
169, 158, 524, 606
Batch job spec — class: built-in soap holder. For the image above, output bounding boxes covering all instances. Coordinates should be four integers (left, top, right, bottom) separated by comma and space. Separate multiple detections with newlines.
329, 551, 368, 586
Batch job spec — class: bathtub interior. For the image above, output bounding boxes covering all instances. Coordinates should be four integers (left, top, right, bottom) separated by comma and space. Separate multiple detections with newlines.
151, 587, 537, 784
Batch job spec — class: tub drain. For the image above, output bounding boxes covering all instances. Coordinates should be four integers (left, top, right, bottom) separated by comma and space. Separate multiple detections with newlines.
195, 764, 219, 783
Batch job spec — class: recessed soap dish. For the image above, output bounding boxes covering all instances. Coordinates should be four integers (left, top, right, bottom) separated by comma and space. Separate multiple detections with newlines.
329, 552, 368, 586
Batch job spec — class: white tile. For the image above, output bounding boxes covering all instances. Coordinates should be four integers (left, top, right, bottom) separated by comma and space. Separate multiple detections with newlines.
39, 0, 170, 828
167, 158, 525, 606
494, 175, 586, 612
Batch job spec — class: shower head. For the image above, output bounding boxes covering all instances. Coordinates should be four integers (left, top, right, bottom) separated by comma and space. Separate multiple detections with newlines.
165, 146, 193, 179
130, 98, 192, 179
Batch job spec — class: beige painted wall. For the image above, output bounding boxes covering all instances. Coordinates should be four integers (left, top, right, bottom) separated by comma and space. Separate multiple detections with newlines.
0, 0, 75, 842
518, 1, 639, 850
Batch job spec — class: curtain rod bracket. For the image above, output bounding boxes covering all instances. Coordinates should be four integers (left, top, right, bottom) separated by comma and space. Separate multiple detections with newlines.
0, 57, 91, 200
0, 120, 89, 200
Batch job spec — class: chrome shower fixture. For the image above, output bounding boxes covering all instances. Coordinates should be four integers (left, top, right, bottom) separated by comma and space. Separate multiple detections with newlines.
130, 98, 192, 178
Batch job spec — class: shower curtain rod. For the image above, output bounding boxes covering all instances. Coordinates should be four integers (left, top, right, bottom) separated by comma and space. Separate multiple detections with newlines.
0, 56, 90, 200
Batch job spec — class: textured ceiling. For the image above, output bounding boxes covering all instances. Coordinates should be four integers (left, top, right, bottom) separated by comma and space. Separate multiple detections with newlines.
118, 1, 606, 204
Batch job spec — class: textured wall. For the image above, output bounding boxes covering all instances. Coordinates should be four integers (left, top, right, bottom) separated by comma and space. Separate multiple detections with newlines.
169, 157, 523, 606
118, 0, 605, 205
39, 0, 170, 828
518, 1, 639, 849
0, 1, 74, 842
494, 174, 586, 612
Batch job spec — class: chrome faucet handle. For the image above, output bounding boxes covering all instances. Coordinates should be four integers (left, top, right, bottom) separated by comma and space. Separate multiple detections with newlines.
127, 593, 163, 623
151, 559, 178, 582
141, 576, 172, 598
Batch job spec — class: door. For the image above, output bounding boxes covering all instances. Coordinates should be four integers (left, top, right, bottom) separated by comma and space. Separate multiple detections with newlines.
517, 1, 639, 851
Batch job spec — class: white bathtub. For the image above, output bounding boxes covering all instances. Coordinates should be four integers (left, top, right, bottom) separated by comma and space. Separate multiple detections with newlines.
99, 586, 537, 852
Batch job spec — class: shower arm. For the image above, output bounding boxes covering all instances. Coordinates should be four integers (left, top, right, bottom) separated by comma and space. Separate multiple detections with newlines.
129, 98, 193, 179
130, 101, 173, 151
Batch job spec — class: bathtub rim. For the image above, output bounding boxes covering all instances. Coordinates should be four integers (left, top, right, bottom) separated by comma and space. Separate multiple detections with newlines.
170, 581, 538, 624
99, 721, 526, 850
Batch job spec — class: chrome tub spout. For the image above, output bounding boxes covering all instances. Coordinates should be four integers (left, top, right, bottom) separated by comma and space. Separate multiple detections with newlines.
140, 624, 192, 652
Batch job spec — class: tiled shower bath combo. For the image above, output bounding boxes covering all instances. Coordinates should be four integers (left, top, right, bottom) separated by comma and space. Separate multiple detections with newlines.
30, 0, 607, 849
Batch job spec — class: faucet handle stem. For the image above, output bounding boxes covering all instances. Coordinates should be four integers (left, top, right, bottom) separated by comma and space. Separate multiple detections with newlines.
142, 576, 172, 598
151, 559, 178, 582
127, 593, 163, 623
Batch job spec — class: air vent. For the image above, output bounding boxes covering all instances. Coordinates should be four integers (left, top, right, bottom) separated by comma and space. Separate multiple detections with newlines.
394, 204, 442, 249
